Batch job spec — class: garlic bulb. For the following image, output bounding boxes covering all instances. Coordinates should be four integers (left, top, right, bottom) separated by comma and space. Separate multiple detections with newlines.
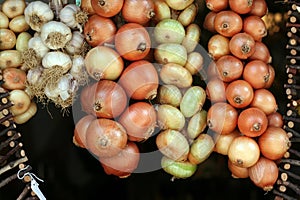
59, 4, 88, 32
57, 73, 78, 101
40, 21, 72, 50
27, 36, 50, 58
24, 1, 54, 32
65, 31, 85, 55
70, 55, 89, 85
27, 66, 44, 85
42, 51, 72, 73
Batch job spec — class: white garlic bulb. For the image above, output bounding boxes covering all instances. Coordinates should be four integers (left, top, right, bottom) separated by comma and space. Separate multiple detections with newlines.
24, 1, 54, 32
42, 51, 72, 73
26, 66, 44, 85
40, 21, 72, 50
27, 36, 50, 58
59, 4, 87, 32
70, 55, 89, 85
65, 31, 85, 55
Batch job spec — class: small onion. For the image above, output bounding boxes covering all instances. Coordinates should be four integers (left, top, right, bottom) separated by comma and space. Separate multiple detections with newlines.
73, 115, 96, 148
248, 157, 279, 191
214, 129, 240, 155
267, 112, 283, 128
0, 28, 16, 50
161, 156, 197, 179
229, 32, 255, 60
206, 77, 227, 103
249, 0, 268, 17
250, 89, 278, 115
249, 41, 272, 63
203, 11, 217, 33
184, 51, 204, 75
206, 0, 228, 12
2, 0, 26, 18
13, 101, 37, 125
258, 127, 290, 160
154, 43, 188, 66
9, 89, 31, 116
215, 55, 244, 82
228, 159, 249, 179
187, 110, 207, 140
228, 136, 260, 168
214, 10, 243, 37
237, 107, 268, 137
157, 84, 182, 107
0, 11, 9, 28
0, 50, 22, 69
85, 118, 128, 158
228, 0, 253, 14
207, 34, 230, 60
243, 60, 270, 89
156, 104, 185, 131
118, 60, 159, 100
156, 129, 190, 161
243, 15, 267, 41
118, 102, 157, 142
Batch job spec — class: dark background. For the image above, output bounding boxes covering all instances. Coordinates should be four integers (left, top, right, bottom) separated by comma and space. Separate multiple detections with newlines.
0, 0, 294, 199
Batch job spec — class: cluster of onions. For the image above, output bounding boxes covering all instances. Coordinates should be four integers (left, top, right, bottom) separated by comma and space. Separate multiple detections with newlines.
73, 0, 215, 179
0, 0, 37, 124
204, 0, 289, 192
22, 0, 90, 109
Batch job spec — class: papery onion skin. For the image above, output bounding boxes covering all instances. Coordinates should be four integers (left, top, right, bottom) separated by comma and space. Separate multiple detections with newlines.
2, 68, 26, 90
228, 0, 253, 14
118, 102, 157, 142
207, 102, 238, 135
237, 107, 268, 137
267, 112, 283, 128
206, 77, 227, 103
100, 141, 140, 178
228, 159, 249, 179
91, 0, 124, 18
215, 55, 244, 82
208, 34, 230, 60
248, 41, 272, 63
214, 10, 243, 37
248, 156, 279, 191
122, 0, 155, 25
229, 32, 256, 60
243, 15, 267, 41
249, 0, 268, 17
157, 84, 182, 107
161, 156, 197, 179
228, 136, 260, 168
9, 89, 31, 116
80, 0, 96, 14
203, 11, 217, 33
0, 28, 16, 50
243, 60, 270, 89
13, 101, 37, 125
206, 0, 228, 12
85, 118, 128, 158
258, 127, 290, 160
214, 129, 240, 155
73, 115, 96, 148
118, 60, 158, 100
264, 64, 275, 89
156, 129, 190, 161
250, 89, 278, 115
156, 104, 185, 131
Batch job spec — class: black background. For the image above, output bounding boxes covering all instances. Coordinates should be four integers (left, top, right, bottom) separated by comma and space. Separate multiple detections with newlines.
0, 0, 294, 199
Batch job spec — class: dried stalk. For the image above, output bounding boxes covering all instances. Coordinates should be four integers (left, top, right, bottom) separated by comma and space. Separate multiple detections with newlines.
0, 156, 28, 175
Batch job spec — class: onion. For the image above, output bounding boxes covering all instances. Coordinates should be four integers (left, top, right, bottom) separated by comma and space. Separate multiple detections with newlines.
121, 0, 154, 25
0, 11, 9, 29
187, 110, 207, 139
156, 104, 185, 131
214, 10, 243, 37
8, 15, 29, 33
165, 0, 194, 10
208, 34, 230, 60
206, 0, 228, 12
207, 102, 238, 134
228, 0, 253, 14
13, 101, 37, 125
182, 23, 201, 53
80, 0, 96, 14
9, 89, 31, 116
206, 77, 227, 103
225, 80, 254, 109
250, 89, 278, 115
0, 50, 22, 68
73, 115, 96, 148
2, 68, 26, 90
16, 32, 32, 52
85, 118, 128, 158
264, 64, 275, 89
188, 134, 215, 164
203, 11, 217, 33
83, 14, 116, 47
0, 29, 16, 50
91, 0, 124, 17
118, 102, 157, 142
154, 43, 187, 66
84, 45, 124, 81
238, 107, 268, 137
215, 55, 244, 82
243, 15, 267, 41
267, 112, 283, 128
248, 41, 272, 63
214, 129, 240, 155
243, 60, 270, 89
157, 84, 182, 107
249, 0, 268, 17
2, 0, 26, 19
100, 141, 140, 178
154, 18, 185, 44
228, 136, 260, 168
161, 156, 197, 179
248, 156, 279, 191
258, 127, 290, 160
156, 129, 190, 161
177, 3, 198, 27
153, 0, 171, 22
229, 32, 256, 60
118, 60, 159, 100
228, 159, 249, 178
115, 23, 151, 61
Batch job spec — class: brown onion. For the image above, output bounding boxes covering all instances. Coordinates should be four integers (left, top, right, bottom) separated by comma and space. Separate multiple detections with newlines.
206, 0, 228, 12
203, 11, 217, 33
226, 80, 254, 109
248, 156, 279, 191
228, 0, 253, 14
206, 77, 227, 103
249, 0, 268, 17
214, 129, 240, 155
81, 0, 96, 14
207, 102, 238, 134
214, 10, 243, 37
265, 64, 275, 89
0, 28, 16, 50
228, 136, 260, 168
122, 0, 154, 25
156, 129, 190, 161
248, 41, 272, 63
91, 0, 124, 17
267, 112, 283, 128
228, 159, 249, 178
215, 55, 243, 82
243, 60, 270, 89
156, 104, 185, 131
118, 60, 159, 100
243, 15, 267, 41
238, 107, 268, 137
208, 34, 230, 60
250, 89, 278, 115
229, 32, 256, 59
85, 118, 128, 158
73, 115, 96, 148
118, 102, 157, 142
258, 127, 290, 160
100, 141, 140, 178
